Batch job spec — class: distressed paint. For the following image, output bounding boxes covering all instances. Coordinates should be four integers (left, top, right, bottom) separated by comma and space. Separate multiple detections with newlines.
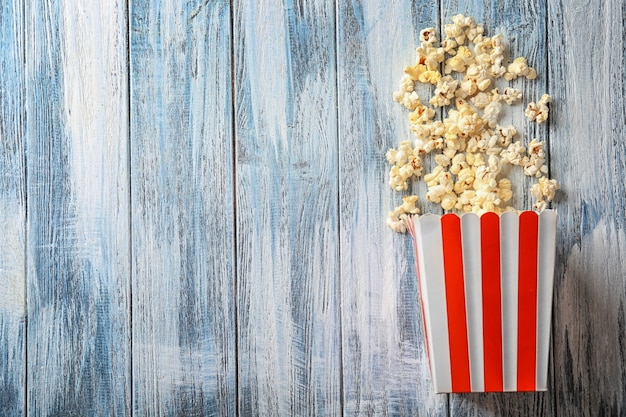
337, 0, 448, 415
130, 0, 236, 415
234, 0, 342, 415
0, 0, 623, 415
25, 0, 131, 415
0, 0, 26, 415
549, 0, 626, 414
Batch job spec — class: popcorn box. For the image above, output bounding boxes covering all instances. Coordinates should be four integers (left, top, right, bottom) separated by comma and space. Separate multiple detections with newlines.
405, 210, 557, 393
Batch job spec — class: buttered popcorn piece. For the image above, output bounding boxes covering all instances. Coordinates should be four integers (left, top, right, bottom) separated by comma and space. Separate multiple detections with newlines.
387, 195, 421, 233
430, 76, 459, 107
444, 46, 473, 74
530, 177, 560, 211
501, 87, 523, 105
386, 141, 423, 191
504, 57, 538, 81
387, 15, 559, 231
525, 93, 552, 124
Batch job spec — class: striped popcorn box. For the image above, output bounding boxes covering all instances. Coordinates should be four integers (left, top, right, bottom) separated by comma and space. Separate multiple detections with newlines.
405, 210, 557, 393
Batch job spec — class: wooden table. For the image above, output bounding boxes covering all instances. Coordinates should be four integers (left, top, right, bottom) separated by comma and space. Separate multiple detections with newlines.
1, 0, 624, 415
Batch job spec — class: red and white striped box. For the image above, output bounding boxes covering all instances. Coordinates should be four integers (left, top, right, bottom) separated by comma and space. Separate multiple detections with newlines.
405, 210, 557, 393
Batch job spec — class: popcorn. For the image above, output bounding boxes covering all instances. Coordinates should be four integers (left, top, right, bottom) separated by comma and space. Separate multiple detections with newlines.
501, 87, 523, 104
525, 94, 552, 124
386, 140, 423, 191
387, 15, 559, 231
430, 76, 459, 107
466, 63, 492, 91
524, 139, 549, 178
444, 46, 473, 74
434, 153, 451, 167
455, 79, 478, 99
387, 195, 421, 233
420, 27, 437, 44
495, 124, 517, 146
441, 38, 457, 54
500, 140, 528, 166
530, 177, 559, 201
470, 91, 491, 109
530, 177, 560, 211
504, 57, 538, 81
408, 103, 436, 124
482, 101, 502, 128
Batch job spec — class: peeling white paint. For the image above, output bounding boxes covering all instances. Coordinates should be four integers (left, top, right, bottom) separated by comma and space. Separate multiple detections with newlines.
557, 218, 626, 405
0, 202, 25, 314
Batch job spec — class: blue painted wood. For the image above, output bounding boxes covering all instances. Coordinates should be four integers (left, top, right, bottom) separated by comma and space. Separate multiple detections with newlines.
549, 0, 626, 415
0, 0, 26, 415
130, 0, 236, 415
0, 0, 622, 415
25, 0, 131, 415
336, 0, 448, 415
234, 0, 342, 414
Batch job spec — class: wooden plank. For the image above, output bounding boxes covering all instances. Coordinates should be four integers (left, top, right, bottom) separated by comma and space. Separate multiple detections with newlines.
233, 0, 342, 414
25, 0, 130, 415
337, 1, 449, 414
440, 1, 554, 414
130, 0, 236, 415
0, 0, 26, 415
548, 0, 626, 414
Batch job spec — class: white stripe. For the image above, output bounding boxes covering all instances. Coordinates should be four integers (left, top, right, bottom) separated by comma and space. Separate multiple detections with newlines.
500, 211, 519, 391
536, 210, 557, 390
415, 215, 452, 393
460, 213, 484, 392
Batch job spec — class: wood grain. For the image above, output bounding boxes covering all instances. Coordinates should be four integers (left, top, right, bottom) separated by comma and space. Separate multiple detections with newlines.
440, 1, 554, 415
234, 0, 342, 415
130, 0, 236, 415
25, 0, 131, 415
337, 1, 448, 415
0, 0, 623, 414
0, 0, 26, 415
549, 0, 626, 415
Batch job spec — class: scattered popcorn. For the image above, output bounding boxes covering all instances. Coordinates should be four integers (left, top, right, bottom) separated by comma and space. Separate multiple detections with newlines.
501, 87, 523, 105
387, 15, 559, 232
445, 46, 473, 74
387, 140, 423, 191
500, 140, 528, 166
530, 177, 560, 211
387, 195, 421, 233
525, 93, 552, 124
470, 91, 491, 108
430, 76, 459, 107
504, 57, 537, 81
482, 101, 502, 128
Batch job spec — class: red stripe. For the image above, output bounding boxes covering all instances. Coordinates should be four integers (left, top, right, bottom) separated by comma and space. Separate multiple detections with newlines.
517, 211, 539, 391
441, 214, 471, 392
480, 212, 504, 391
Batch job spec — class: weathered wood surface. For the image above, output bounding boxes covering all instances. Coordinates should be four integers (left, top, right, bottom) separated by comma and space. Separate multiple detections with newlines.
234, 0, 342, 415
336, 0, 447, 415
130, 0, 236, 415
549, 0, 626, 415
25, 0, 131, 415
0, 0, 625, 415
0, 0, 25, 416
